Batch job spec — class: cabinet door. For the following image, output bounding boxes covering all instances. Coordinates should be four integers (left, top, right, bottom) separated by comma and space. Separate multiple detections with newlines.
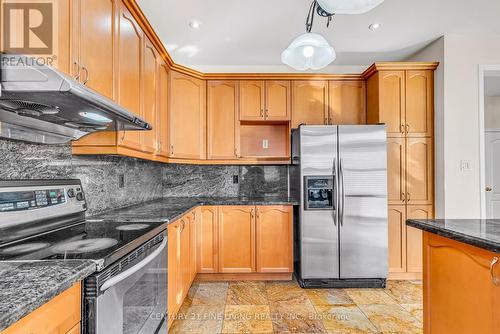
387, 137, 406, 204
197, 206, 219, 273
378, 71, 405, 137
256, 206, 293, 273
406, 137, 434, 205
207, 81, 239, 159
405, 70, 433, 137
328, 81, 366, 125
180, 218, 191, 300
292, 81, 328, 128
218, 206, 256, 273
424, 233, 499, 334
388, 205, 406, 273
167, 221, 180, 326
156, 63, 169, 158
240, 81, 265, 121
78, 0, 115, 99
265, 81, 290, 121
116, 3, 143, 151
141, 38, 158, 154
169, 71, 207, 159
406, 205, 433, 273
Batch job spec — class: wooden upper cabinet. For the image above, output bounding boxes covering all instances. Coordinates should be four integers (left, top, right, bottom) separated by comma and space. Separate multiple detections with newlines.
218, 206, 256, 273
141, 38, 158, 154
406, 70, 433, 137
388, 205, 406, 273
169, 71, 207, 159
406, 137, 433, 205
197, 206, 219, 273
328, 81, 366, 125
240, 81, 265, 121
116, 3, 143, 151
406, 205, 432, 273
256, 206, 293, 273
367, 71, 405, 136
292, 81, 328, 128
207, 81, 239, 159
76, 0, 116, 99
156, 63, 169, 158
387, 137, 406, 204
265, 81, 290, 121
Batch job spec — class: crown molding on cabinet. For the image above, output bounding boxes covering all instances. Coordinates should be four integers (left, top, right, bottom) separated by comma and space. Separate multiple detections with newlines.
123, 0, 439, 82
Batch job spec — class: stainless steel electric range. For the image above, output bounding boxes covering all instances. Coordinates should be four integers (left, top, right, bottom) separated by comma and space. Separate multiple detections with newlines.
0, 179, 168, 334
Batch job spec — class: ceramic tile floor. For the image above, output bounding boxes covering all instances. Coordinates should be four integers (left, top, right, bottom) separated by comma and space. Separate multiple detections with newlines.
170, 279, 423, 334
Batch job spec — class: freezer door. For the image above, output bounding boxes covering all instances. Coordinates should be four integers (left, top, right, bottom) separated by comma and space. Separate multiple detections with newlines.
338, 125, 388, 278
299, 126, 339, 279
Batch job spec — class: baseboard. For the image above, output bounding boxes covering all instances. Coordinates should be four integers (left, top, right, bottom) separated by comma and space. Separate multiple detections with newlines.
388, 272, 422, 280
195, 272, 293, 281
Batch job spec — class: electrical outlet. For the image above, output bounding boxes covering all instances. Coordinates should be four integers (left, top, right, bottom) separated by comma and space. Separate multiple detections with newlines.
233, 175, 239, 184
262, 139, 269, 149
118, 174, 125, 188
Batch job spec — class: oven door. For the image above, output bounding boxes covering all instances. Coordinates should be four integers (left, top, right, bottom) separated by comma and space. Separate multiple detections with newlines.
91, 232, 167, 334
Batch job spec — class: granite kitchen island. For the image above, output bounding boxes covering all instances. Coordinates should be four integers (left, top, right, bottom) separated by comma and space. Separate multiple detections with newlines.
406, 219, 500, 334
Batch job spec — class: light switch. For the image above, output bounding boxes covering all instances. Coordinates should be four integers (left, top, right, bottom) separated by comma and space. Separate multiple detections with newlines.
460, 160, 472, 172
262, 139, 269, 149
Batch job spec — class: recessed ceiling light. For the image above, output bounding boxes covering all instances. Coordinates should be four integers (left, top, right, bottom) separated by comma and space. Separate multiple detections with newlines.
189, 21, 200, 29
369, 23, 381, 31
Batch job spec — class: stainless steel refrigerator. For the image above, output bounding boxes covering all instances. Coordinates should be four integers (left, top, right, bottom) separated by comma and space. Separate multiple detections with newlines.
290, 125, 388, 288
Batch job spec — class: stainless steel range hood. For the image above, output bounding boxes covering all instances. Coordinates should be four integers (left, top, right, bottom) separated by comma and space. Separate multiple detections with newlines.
0, 54, 152, 144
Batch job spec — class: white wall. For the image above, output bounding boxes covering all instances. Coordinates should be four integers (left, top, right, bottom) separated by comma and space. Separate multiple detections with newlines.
406, 37, 445, 218
485, 96, 500, 129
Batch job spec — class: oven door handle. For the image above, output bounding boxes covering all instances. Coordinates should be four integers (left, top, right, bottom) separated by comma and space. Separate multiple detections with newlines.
100, 237, 168, 292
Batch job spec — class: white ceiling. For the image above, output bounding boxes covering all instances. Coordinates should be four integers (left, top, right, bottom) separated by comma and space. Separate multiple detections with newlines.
137, 0, 500, 72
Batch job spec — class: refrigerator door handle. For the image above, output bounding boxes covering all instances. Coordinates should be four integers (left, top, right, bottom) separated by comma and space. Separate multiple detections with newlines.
339, 158, 345, 226
333, 157, 338, 226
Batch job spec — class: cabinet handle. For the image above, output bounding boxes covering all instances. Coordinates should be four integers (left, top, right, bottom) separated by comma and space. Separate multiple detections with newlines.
400, 124, 405, 134
402, 192, 406, 203
407, 192, 410, 202
260, 109, 264, 117
256, 208, 260, 219
265, 109, 269, 118
405, 124, 409, 134
490, 257, 499, 286
170, 145, 174, 155
251, 208, 255, 219
486, 186, 493, 192
234, 147, 238, 158
192, 211, 196, 220
324, 116, 328, 125
82, 66, 89, 85
328, 116, 332, 125
180, 220, 185, 232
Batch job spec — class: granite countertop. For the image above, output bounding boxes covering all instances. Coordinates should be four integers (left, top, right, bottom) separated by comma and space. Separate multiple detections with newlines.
0, 260, 96, 331
89, 196, 299, 224
407, 219, 500, 253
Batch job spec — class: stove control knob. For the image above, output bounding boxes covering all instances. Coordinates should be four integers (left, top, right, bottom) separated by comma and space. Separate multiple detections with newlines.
76, 192, 84, 201
67, 189, 75, 198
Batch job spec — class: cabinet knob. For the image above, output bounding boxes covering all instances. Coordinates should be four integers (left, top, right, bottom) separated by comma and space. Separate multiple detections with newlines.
486, 186, 493, 192
490, 257, 499, 286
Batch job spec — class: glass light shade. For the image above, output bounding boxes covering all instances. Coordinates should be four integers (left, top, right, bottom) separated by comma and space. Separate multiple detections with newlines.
316, 0, 384, 14
281, 33, 336, 71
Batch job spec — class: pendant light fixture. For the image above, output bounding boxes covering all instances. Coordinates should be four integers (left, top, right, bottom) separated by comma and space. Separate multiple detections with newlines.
281, 0, 384, 71
316, 0, 384, 15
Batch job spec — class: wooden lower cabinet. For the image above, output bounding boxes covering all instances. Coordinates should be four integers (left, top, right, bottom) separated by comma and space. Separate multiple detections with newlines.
218, 206, 256, 273
1, 283, 81, 334
424, 232, 500, 334
256, 206, 293, 273
197, 206, 219, 273
388, 204, 433, 278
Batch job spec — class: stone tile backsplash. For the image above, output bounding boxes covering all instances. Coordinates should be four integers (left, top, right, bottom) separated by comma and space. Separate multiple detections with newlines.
0, 139, 288, 216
